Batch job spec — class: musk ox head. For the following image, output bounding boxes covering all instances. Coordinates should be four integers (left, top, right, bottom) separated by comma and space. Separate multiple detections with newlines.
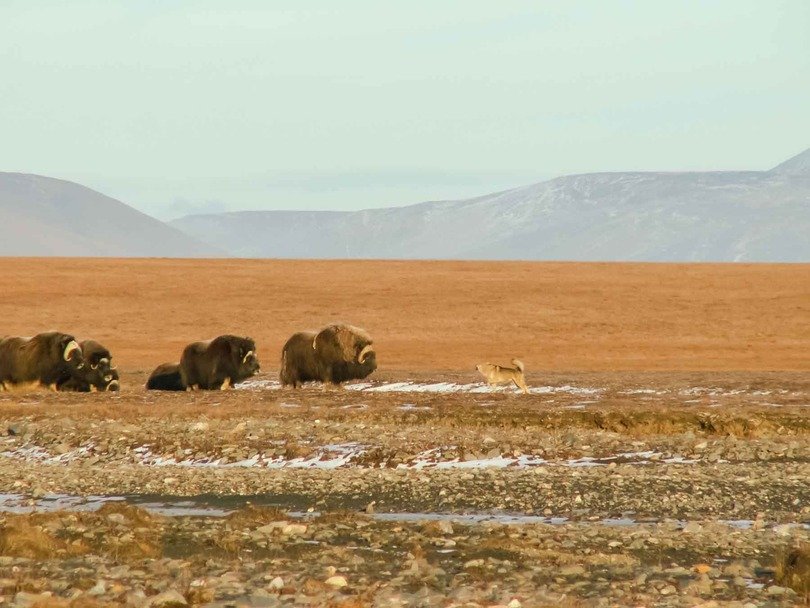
58, 334, 86, 373
313, 323, 377, 380
81, 340, 119, 391
210, 335, 260, 382
237, 337, 261, 378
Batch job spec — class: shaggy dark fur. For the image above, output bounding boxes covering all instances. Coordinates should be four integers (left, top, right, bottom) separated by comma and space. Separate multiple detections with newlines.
280, 323, 377, 388
145, 362, 185, 391
0, 331, 86, 390
179, 335, 260, 390
58, 340, 119, 392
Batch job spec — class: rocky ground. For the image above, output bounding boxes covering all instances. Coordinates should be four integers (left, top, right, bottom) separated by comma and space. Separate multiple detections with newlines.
0, 371, 808, 606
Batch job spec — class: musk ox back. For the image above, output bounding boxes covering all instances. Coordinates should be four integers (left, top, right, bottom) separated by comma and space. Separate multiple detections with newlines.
179, 335, 260, 390
0, 332, 86, 391
280, 323, 377, 387
58, 340, 119, 392
145, 363, 185, 391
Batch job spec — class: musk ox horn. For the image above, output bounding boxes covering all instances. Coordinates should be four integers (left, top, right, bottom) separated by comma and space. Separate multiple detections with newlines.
63, 340, 80, 362
242, 350, 254, 364
358, 344, 374, 364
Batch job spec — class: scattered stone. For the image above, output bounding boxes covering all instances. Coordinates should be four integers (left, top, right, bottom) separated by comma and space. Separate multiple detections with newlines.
282, 523, 307, 536
148, 589, 188, 607
268, 576, 284, 590
325, 575, 347, 588
766, 585, 788, 596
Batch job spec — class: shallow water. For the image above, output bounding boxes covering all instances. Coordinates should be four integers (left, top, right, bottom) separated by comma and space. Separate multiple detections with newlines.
2, 493, 807, 532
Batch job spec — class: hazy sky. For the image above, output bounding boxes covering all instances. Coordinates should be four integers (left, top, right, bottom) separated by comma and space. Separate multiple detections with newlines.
1, 1, 808, 219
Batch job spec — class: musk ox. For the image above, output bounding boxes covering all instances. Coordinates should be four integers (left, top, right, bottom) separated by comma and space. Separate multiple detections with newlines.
0, 332, 86, 391
179, 335, 260, 390
280, 323, 377, 388
145, 363, 185, 391
58, 340, 120, 392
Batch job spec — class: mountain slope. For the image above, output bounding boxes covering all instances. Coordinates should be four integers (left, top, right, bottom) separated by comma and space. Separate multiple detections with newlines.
0, 173, 220, 257
172, 149, 810, 262
770, 147, 810, 176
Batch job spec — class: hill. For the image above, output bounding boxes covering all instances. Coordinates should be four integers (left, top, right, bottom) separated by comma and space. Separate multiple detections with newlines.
172, 149, 810, 262
0, 173, 220, 257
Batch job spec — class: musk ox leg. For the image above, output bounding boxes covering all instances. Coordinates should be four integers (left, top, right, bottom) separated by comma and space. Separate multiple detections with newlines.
220, 377, 232, 390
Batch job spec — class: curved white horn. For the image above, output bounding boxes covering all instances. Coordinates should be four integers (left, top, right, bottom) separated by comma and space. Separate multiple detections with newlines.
242, 350, 254, 363
63, 340, 80, 361
358, 344, 374, 363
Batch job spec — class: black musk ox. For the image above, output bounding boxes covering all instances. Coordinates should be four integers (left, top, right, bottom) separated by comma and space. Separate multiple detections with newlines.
58, 340, 120, 392
0, 332, 86, 391
145, 363, 185, 391
178, 335, 260, 390
280, 323, 377, 388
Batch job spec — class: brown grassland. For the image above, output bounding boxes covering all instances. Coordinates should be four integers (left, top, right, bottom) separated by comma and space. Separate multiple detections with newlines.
1, 258, 808, 373
1, 258, 809, 606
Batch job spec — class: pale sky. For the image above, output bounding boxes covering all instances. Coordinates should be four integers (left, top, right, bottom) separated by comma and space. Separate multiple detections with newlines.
1, 1, 808, 219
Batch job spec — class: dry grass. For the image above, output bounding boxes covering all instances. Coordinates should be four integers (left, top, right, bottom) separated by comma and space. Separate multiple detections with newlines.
95, 501, 155, 526
584, 410, 786, 438
2, 384, 808, 440
225, 504, 287, 527
2, 259, 808, 371
775, 542, 810, 603
311, 510, 368, 524
30, 599, 118, 608
0, 506, 161, 562
0, 514, 88, 559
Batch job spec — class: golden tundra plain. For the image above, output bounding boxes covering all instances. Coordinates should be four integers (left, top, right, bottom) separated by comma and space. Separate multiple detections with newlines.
0, 258, 808, 607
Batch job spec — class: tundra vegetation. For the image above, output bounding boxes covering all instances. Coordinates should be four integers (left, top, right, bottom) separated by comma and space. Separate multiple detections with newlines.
0, 370, 807, 606
0, 259, 806, 606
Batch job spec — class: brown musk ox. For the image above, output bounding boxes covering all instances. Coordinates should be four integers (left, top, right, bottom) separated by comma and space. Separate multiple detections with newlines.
145, 362, 185, 391
0, 331, 86, 391
280, 323, 377, 388
58, 340, 120, 392
179, 335, 260, 390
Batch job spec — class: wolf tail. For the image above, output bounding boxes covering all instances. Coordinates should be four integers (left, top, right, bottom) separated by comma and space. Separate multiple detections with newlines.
511, 359, 525, 372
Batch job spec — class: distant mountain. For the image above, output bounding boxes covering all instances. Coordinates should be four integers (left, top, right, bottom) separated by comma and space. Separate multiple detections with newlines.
770, 147, 810, 176
0, 173, 220, 257
172, 149, 810, 262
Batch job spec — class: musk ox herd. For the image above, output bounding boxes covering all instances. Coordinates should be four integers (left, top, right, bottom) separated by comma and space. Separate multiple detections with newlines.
0, 323, 378, 393
0, 333, 119, 392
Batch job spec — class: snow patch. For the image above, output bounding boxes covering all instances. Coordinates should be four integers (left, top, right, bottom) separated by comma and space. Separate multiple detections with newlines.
235, 379, 602, 396
136, 442, 366, 470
